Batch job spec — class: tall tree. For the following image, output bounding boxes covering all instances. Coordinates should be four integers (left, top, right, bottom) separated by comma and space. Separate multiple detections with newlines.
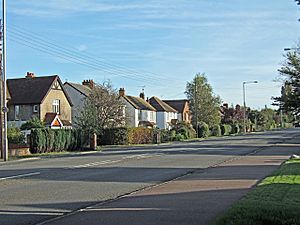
75, 82, 124, 135
273, 50, 300, 116
185, 73, 221, 127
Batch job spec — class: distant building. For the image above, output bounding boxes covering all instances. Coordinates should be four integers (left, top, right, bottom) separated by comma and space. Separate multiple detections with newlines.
163, 99, 191, 123
149, 97, 178, 129
119, 88, 156, 128
64, 80, 93, 125
7, 72, 72, 128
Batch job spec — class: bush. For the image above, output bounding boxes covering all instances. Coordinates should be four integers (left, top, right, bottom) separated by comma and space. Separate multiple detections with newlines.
211, 124, 222, 137
20, 117, 44, 130
173, 134, 185, 141
8, 125, 25, 144
160, 129, 172, 143
198, 122, 210, 138
98, 127, 128, 145
128, 127, 153, 144
172, 122, 196, 140
221, 124, 232, 136
30, 128, 83, 154
231, 124, 240, 134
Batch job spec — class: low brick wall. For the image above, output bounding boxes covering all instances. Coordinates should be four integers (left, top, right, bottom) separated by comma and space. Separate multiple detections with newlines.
9, 144, 31, 156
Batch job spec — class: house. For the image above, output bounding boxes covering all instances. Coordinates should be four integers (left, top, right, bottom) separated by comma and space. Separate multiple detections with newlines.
163, 99, 191, 123
7, 72, 73, 129
149, 96, 178, 130
119, 88, 156, 128
64, 80, 93, 125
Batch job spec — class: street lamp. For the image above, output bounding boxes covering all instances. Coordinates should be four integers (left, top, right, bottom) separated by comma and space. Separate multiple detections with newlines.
243, 81, 258, 134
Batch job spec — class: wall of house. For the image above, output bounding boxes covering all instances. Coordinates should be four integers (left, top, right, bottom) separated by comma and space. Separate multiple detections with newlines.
7, 104, 40, 128
64, 84, 86, 125
40, 89, 72, 122
156, 111, 177, 129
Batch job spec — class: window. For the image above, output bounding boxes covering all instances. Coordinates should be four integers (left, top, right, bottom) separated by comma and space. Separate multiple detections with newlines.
150, 111, 154, 121
52, 99, 60, 114
33, 105, 38, 113
15, 105, 20, 120
138, 110, 142, 121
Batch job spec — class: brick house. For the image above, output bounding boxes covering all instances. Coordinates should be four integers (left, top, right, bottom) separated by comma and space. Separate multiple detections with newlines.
163, 99, 191, 123
7, 72, 73, 128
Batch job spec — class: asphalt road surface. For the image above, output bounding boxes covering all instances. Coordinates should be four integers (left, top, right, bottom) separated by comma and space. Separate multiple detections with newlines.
0, 129, 299, 225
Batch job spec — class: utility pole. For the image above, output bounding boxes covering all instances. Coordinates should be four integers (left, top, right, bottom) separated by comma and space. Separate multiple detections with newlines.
194, 82, 198, 138
0, 18, 2, 159
1, 0, 8, 161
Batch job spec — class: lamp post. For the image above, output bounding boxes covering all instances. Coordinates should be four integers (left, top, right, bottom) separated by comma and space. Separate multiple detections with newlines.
243, 81, 258, 134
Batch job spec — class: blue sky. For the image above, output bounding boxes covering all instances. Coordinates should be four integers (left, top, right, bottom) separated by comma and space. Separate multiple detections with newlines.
4, 0, 300, 109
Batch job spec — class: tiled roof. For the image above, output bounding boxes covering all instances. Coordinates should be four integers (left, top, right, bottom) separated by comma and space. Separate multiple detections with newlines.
7, 75, 73, 106
123, 95, 156, 111
149, 96, 177, 112
64, 82, 91, 96
163, 99, 188, 113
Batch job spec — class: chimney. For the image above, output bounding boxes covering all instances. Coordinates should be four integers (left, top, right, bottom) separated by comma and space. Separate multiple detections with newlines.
119, 88, 125, 97
26, 72, 35, 78
82, 79, 94, 89
139, 92, 145, 100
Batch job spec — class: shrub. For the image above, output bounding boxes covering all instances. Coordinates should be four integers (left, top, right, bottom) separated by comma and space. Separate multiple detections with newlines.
231, 124, 240, 134
98, 127, 128, 145
221, 124, 232, 136
211, 124, 221, 136
128, 127, 153, 144
20, 117, 44, 130
160, 129, 172, 143
173, 134, 185, 141
172, 122, 196, 140
8, 125, 25, 144
198, 122, 210, 138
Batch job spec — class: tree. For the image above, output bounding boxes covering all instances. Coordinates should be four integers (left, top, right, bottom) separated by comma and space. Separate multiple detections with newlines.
75, 82, 125, 135
273, 50, 300, 116
185, 73, 221, 128
20, 117, 44, 130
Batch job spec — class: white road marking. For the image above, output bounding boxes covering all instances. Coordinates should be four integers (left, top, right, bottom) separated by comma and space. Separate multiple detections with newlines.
0, 172, 41, 181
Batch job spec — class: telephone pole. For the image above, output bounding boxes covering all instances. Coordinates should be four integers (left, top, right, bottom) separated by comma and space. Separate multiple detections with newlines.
1, 0, 8, 161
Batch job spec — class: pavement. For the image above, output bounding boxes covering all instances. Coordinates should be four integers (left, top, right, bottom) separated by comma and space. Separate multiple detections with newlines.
39, 132, 300, 225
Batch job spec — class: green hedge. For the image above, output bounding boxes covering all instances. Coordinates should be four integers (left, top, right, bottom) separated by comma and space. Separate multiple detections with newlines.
198, 122, 210, 138
30, 128, 83, 154
221, 124, 232, 136
128, 127, 153, 144
231, 124, 240, 134
211, 125, 222, 137
98, 127, 128, 145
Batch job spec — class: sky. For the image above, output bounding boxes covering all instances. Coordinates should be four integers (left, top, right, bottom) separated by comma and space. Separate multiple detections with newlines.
4, 0, 300, 109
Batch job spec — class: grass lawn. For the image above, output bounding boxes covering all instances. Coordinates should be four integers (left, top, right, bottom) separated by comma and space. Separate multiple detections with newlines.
213, 159, 300, 225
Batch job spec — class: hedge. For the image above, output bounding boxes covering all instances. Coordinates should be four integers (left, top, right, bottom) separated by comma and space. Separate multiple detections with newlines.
128, 127, 153, 144
211, 125, 221, 137
230, 124, 240, 134
221, 124, 232, 136
198, 122, 210, 138
30, 128, 83, 154
98, 127, 128, 145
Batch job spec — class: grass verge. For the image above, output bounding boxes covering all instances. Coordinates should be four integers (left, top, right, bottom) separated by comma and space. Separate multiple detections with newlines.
213, 158, 300, 225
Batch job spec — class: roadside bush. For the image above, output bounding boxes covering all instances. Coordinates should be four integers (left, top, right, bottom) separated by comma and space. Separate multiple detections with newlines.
173, 133, 185, 141
160, 129, 172, 143
231, 124, 240, 134
211, 124, 222, 137
198, 122, 210, 138
20, 117, 44, 130
221, 124, 232, 136
30, 128, 83, 154
172, 122, 196, 140
98, 127, 128, 145
8, 125, 25, 144
128, 127, 153, 144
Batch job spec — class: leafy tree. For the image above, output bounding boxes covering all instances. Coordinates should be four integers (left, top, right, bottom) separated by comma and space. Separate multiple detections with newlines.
8, 124, 25, 144
185, 73, 221, 127
20, 117, 44, 130
75, 81, 124, 135
273, 50, 300, 116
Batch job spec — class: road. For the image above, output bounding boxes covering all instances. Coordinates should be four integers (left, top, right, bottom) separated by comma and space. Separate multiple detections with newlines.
0, 129, 299, 225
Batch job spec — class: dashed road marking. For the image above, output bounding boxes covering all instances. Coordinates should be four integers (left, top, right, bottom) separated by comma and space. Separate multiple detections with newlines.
0, 172, 41, 181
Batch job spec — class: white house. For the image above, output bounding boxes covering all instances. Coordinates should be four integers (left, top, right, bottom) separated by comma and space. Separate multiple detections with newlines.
64, 80, 93, 126
119, 88, 156, 128
149, 96, 178, 130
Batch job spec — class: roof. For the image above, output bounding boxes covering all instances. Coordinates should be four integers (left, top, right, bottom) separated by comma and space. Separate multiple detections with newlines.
149, 96, 177, 112
64, 82, 91, 96
163, 99, 189, 113
7, 75, 73, 106
123, 95, 156, 111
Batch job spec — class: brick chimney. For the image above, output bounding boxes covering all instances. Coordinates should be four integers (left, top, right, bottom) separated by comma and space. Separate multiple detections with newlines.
119, 88, 125, 97
82, 79, 94, 89
139, 92, 145, 100
26, 72, 35, 78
